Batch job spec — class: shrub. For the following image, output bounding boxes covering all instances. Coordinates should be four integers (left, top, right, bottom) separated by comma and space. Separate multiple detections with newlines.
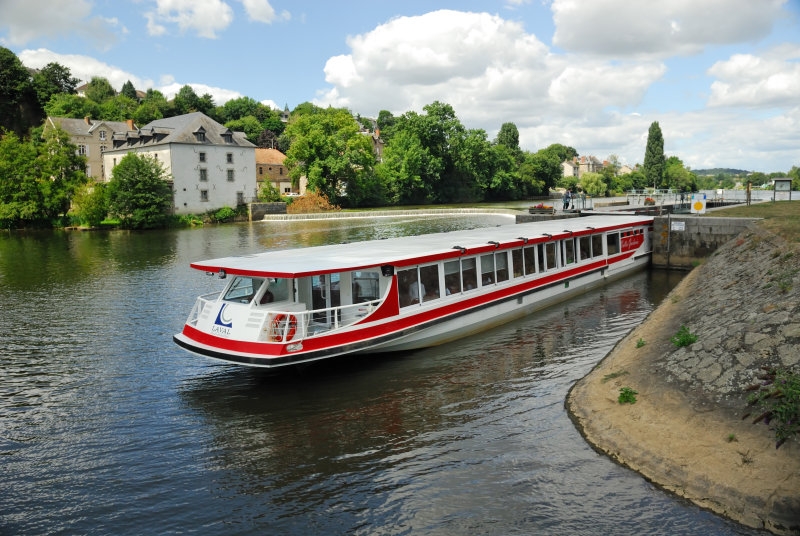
670, 325, 697, 347
287, 190, 340, 213
618, 387, 638, 404
746, 368, 800, 449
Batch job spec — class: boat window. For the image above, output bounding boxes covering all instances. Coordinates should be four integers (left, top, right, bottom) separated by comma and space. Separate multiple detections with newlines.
480, 254, 495, 285
523, 246, 536, 275
420, 264, 440, 302
461, 258, 478, 292
223, 276, 264, 303
512, 249, 523, 278
444, 260, 462, 295
545, 242, 557, 271
579, 236, 591, 261
591, 235, 603, 258
607, 233, 620, 255
266, 277, 290, 302
496, 251, 509, 282
537, 244, 545, 271
563, 238, 575, 265
398, 267, 421, 307
352, 270, 380, 303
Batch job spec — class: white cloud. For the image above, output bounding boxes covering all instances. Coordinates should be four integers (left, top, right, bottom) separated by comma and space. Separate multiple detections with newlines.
707, 45, 800, 108
159, 82, 242, 105
238, 0, 290, 23
551, 0, 787, 58
146, 0, 234, 39
18, 49, 154, 91
0, 0, 121, 49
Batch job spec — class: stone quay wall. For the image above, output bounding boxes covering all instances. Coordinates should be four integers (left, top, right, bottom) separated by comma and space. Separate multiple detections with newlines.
652, 215, 761, 269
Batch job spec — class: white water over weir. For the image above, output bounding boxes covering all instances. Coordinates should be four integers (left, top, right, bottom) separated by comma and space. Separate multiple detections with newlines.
261, 208, 521, 221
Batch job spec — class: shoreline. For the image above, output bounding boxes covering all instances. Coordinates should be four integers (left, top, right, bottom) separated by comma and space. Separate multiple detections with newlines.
566, 224, 800, 534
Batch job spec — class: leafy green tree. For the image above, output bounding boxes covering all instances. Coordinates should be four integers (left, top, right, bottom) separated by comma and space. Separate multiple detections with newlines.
107, 153, 173, 229
225, 115, 264, 145
579, 172, 607, 197
71, 182, 108, 227
486, 143, 522, 200
0, 47, 35, 135
0, 131, 40, 227
218, 96, 261, 123
664, 155, 695, 192
120, 80, 137, 100
133, 89, 171, 125
543, 143, 578, 163
788, 166, 800, 191
258, 181, 283, 202
99, 95, 139, 121
495, 122, 520, 151
376, 129, 440, 204
643, 121, 665, 189
84, 77, 116, 103
36, 126, 89, 220
173, 85, 200, 115
32, 62, 79, 109
284, 105, 377, 206
528, 146, 566, 193
376, 110, 397, 143
43, 93, 100, 119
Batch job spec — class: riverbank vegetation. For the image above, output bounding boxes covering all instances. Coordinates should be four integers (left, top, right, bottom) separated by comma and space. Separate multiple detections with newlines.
2, 47, 799, 230
714, 201, 800, 243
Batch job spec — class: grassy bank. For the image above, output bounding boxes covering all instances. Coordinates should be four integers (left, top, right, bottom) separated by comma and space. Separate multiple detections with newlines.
712, 200, 800, 242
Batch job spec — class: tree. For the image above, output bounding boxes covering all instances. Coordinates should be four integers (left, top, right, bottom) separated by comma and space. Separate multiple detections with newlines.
36, 126, 89, 220
120, 80, 138, 100
520, 149, 561, 195
43, 93, 100, 119
788, 166, 800, 191
99, 95, 139, 121
107, 153, 173, 229
225, 115, 265, 145
495, 122, 520, 152
32, 62, 79, 109
284, 105, 377, 206
579, 172, 607, 197
84, 77, 116, 103
0, 131, 40, 227
543, 143, 578, 163
664, 156, 697, 192
0, 47, 35, 135
375, 129, 440, 204
173, 85, 200, 115
70, 182, 108, 227
643, 121, 665, 189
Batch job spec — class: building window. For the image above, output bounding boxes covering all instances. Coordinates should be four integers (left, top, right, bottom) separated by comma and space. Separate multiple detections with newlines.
100, 145, 106, 153
99, 130, 106, 141
223, 133, 232, 143
200, 190, 209, 202
77, 144, 87, 156
199, 169, 207, 181
279, 167, 283, 175
258, 166, 263, 175
195, 131, 205, 142
199, 152, 206, 162
227, 169, 235, 181
226, 153, 233, 164
283, 187, 291, 194
236, 192, 244, 205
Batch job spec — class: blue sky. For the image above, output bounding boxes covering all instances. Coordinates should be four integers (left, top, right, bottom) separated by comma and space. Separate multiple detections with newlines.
2, 0, 799, 173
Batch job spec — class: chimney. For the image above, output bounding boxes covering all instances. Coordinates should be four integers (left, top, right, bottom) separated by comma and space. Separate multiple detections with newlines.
126, 119, 134, 130
84, 116, 91, 125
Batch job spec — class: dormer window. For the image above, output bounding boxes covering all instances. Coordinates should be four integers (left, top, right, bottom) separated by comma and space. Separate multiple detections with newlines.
194, 127, 206, 142
222, 129, 233, 143
99, 130, 106, 141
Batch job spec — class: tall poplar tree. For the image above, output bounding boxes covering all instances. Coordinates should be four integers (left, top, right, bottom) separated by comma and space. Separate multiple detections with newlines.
643, 121, 665, 189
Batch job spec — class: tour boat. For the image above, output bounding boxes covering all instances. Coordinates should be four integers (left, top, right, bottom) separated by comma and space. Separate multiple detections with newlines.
174, 214, 654, 368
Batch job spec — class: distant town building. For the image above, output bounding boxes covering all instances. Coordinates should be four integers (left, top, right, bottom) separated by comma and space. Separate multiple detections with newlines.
255, 147, 305, 195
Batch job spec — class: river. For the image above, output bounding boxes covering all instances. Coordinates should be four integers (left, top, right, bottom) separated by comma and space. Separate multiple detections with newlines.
0, 214, 764, 535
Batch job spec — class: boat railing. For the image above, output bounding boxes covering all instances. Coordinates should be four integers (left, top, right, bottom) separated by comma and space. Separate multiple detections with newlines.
262, 299, 382, 343
186, 292, 222, 325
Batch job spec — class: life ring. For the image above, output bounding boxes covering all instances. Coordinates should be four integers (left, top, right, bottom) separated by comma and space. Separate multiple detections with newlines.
271, 313, 297, 342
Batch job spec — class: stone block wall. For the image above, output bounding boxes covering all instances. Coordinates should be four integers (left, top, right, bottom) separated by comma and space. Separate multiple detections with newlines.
249, 202, 287, 221
652, 216, 760, 269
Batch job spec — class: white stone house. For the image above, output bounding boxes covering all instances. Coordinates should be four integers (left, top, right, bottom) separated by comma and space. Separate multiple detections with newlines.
102, 112, 257, 215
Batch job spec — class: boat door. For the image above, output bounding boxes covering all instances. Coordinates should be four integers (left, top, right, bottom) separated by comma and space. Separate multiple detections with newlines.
312, 273, 341, 326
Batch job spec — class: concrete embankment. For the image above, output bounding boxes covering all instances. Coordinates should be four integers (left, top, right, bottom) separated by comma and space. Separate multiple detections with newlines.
567, 223, 800, 534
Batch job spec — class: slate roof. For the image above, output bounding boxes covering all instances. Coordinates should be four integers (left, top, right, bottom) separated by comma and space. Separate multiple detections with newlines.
132, 112, 255, 148
49, 117, 134, 136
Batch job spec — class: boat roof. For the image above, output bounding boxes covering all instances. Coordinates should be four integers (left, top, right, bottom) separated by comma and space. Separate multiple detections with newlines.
190, 214, 653, 278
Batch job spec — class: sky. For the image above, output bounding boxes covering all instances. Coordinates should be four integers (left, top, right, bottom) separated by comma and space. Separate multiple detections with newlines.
1, 0, 799, 173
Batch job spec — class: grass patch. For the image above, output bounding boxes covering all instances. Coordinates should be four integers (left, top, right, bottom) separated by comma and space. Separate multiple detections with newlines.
636, 338, 646, 348
602, 370, 629, 383
711, 201, 800, 243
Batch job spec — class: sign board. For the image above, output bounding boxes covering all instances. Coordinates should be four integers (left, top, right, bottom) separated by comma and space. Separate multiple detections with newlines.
671, 221, 685, 231
775, 179, 791, 192
691, 193, 706, 214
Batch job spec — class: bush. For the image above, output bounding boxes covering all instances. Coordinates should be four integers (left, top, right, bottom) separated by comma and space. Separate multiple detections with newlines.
211, 206, 237, 223
670, 325, 697, 347
746, 368, 800, 449
618, 387, 638, 404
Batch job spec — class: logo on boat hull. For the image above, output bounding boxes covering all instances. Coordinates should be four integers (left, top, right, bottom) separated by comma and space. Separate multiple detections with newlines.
212, 303, 233, 336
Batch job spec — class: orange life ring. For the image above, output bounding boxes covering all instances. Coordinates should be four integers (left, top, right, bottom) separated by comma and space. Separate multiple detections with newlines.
271, 313, 297, 342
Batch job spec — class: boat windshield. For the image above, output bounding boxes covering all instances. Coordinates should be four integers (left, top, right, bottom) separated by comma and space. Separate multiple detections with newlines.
222, 276, 265, 304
